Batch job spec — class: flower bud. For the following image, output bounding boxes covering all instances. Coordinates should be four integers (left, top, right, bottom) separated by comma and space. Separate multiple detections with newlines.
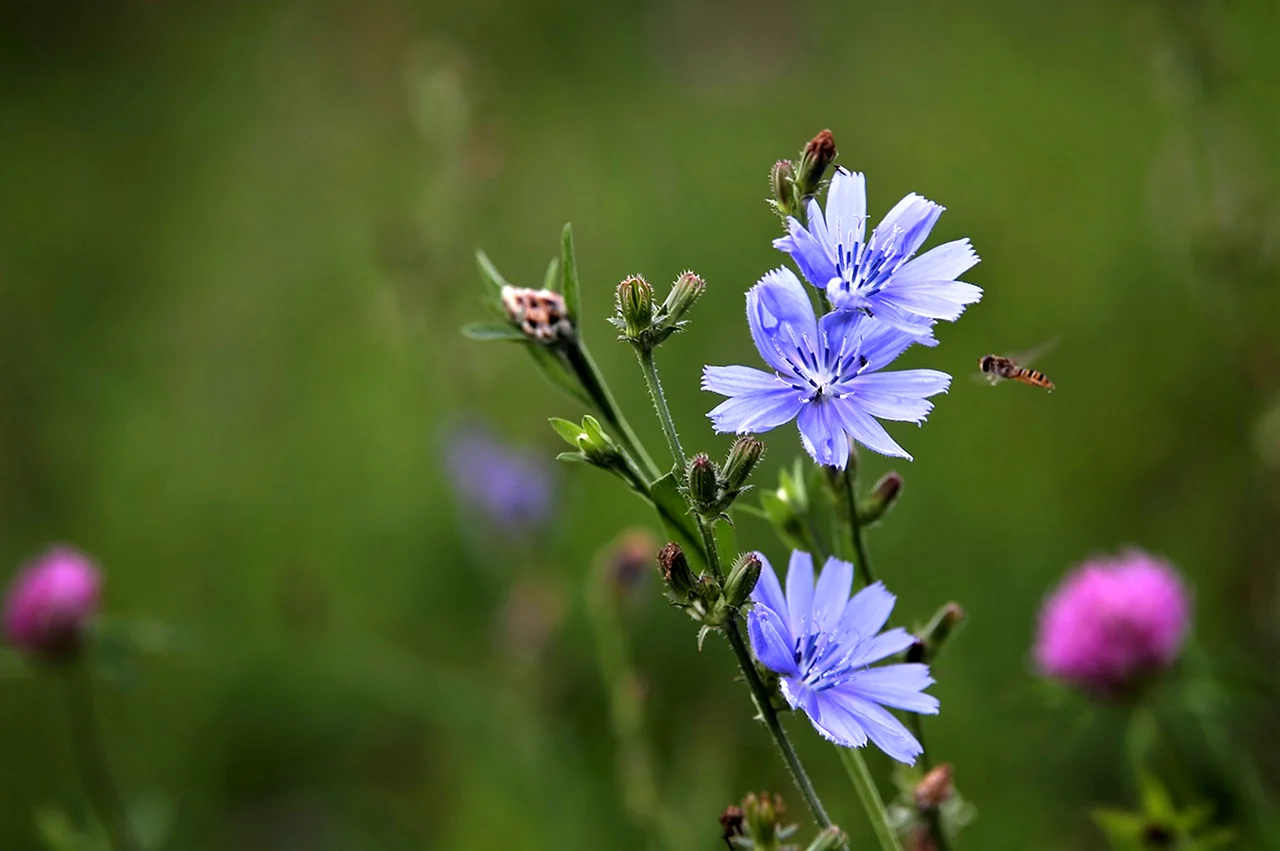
914, 763, 955, 812
795, 129, 837, 199
722, 436, 765, 494
719, 805, 746, 844
805, 826, 848, 851
687, 453, 719, 514
655, 270, 705, 340
500, 286, 574, 345
724, 552, 762, 609
3, 547, 101, 661
657, 542, 697, 602
742, 792, 789, 845
769, 159, 801, 219
910, 602, 965, 664
858, 471, 903, 525
615, 275, 653, 340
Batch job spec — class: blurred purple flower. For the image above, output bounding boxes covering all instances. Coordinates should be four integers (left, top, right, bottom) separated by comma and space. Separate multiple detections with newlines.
1034, 549, 1191, 699
3, 546, 101, 658
446, 425, 554, 534
747, 550, 938, 764
773, 167, 982, 334
702, 267, 950, 466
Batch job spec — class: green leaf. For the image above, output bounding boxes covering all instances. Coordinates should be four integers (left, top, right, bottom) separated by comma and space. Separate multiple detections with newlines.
649, 473, 704, 569
461, 322, 527, 342
555, 452, 587, 464
560, 223, 581, 320
542, 256, 560, 292
548, 417, 586, 446
1091, 808, 1147, 849
475, 250, 510, 294
527, 345, 592, 408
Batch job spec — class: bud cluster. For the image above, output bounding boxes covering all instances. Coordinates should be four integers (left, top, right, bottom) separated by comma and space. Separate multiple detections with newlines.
657, 544, 763, 635
769, 130, 838, 220
549, 415, 629, 478
685, 438, 765, 518
610, 271, 706, 348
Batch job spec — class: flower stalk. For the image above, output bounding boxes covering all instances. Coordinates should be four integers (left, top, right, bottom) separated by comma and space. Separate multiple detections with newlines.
64, 659, 139, 851
836, 747, 905, 851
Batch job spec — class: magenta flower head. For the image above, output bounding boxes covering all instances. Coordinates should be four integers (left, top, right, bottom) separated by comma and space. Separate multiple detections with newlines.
1034, 549, 1191, 700
3, 546, 102, 659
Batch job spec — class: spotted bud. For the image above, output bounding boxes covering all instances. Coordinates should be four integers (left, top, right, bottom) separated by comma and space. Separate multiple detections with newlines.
687, 453, 719, 514
725, 552, 762, 609
769, 159, 801, 219
657, 542, 697, 603
795, 129, 837, 199
615, 275, 653, 341
858, 471, 903, 525
722, 436, 765, 494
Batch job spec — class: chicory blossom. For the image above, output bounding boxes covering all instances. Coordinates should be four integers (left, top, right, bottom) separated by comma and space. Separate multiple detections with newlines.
747, 550, 938, 764
446, 424, 554, 534
773, 167, 982, 332
702, 267, 950, 466
1034, 549, 1191, 700
3, 546, 102, 658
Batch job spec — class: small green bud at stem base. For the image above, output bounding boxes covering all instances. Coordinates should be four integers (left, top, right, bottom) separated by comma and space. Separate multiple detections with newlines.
723, 436, 765, 493
725, 552, 763, 608
615, 275, 654, 341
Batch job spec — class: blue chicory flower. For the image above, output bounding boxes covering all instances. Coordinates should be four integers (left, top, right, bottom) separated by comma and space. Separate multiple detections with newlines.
748, 550, 938, 764
446, 424, 555, 534
773, 167, 981, 332
702, 267, 951, 466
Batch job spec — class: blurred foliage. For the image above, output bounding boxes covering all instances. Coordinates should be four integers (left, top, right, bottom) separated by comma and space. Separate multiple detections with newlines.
0, 0, 1277, 848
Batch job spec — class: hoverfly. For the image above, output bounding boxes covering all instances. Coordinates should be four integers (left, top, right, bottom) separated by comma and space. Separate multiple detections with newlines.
976, 338, 1058, 391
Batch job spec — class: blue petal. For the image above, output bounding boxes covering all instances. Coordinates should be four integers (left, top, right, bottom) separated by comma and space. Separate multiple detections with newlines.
876, 279, 983, 321
842, 370, 951, 424
874, 193, 943, 259
829, 398, 911, 460
825, 168, 867, 247
774, 217, 838, 290
750, 553, 790, 630
895, 238, 979, 282
846, 627, 915, 667
804, 692, 870, 748
702, 365, 787, 396
748, 606, 801, 677
754, 267, 818, 331
812, 556, 853, 633
706, 387, 804, 435
818, 308, 870, 360
798, 401, 851, 469
855, 321, 928, 370
785, 550, 816, 640
840, 664, 940, 714
831, 694, 924, 764
838, 581, 896, 644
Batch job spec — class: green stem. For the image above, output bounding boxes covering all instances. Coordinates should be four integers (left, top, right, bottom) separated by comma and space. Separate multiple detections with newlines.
697, 520, 843, 848
837, 748, 906, 851
64, 658, 140, 851
635, 346, 686, 468
842, 466, 877, 585
565, 339, 661, 480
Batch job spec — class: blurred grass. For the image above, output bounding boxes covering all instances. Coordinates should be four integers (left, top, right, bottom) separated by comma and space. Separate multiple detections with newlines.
0, 0, 1276, 848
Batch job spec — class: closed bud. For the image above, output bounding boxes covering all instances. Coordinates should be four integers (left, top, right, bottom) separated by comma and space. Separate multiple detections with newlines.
725, 552, 762, 609
722, 436, 765, 494
795, 129, 837, 199
615, 275, 653, 340
858, 471, 903, 525
656, 270, 705, 339
742, 792, 788, 845
805, 826, 848, 851
914, 763, 955, 812
911, 602, 965, 664
657, 542, 697, 602
687, 453, 719, 513
769, 159, 800, 219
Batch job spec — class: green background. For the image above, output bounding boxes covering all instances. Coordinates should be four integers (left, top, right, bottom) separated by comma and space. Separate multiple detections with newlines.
1, 1, 1276, 848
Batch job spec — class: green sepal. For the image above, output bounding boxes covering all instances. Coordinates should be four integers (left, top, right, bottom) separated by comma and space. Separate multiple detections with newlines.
560, 223, 581, 320
548, 417, 586, 446
555, 452, 587, 464
460, 322, 527, 342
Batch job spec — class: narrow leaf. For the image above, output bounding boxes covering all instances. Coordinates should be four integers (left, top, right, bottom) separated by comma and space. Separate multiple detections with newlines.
542, 256, 560, 292
461, 322, 527, 342
560, 223, 582, 320
548, 417, 586, 446
475, 250, 510, 294
527, 345, 592, 407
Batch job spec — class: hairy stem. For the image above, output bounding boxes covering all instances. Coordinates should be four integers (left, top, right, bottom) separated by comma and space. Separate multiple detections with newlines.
842, 465, 877, 585
64, 659, 139, 851
565, 340, 660, 481
837, 748, 906, 851
698, 520, 844, 847
635, 346, 686, 468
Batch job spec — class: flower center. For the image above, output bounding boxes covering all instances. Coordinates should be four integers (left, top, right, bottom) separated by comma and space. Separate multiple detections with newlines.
833, 224, 909, 299
793, 626, 861, 694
